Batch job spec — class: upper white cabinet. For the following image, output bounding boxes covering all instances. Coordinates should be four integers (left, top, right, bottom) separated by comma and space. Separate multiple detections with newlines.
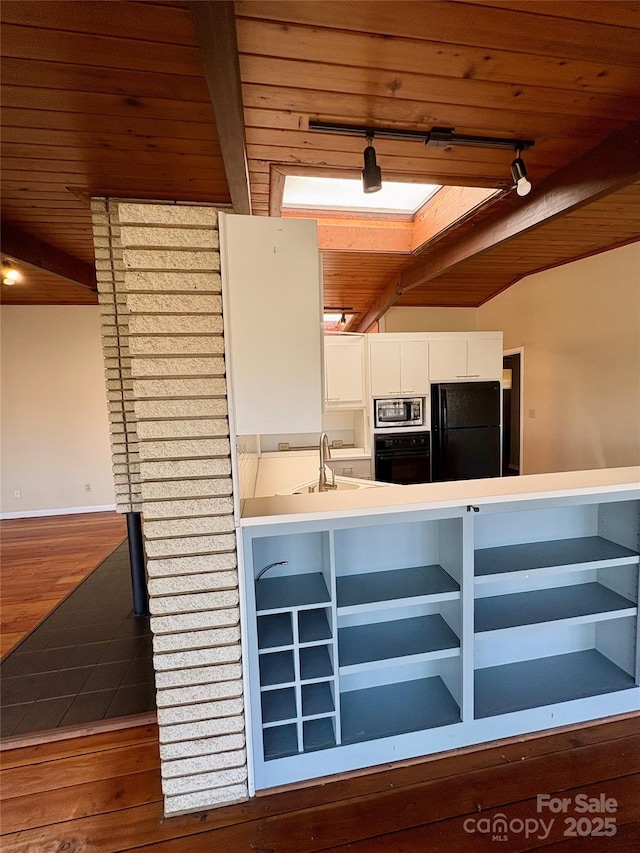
369, 337, 429, 396
324, 335, 365, 408
429, 334, 503, 382
220, 214, 323, 435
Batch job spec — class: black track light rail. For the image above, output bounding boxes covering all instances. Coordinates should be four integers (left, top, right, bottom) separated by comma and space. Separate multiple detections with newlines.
309, 121, 534, 152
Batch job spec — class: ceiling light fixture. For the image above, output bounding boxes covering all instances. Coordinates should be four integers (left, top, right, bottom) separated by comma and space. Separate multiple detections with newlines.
510, 149, 532, 197
2, 259, 20, 285
362, 133, 382, 194
309, 121, 535, 197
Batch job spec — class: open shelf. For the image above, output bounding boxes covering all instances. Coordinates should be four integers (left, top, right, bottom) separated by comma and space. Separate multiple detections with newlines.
258, 613, 293, 650
263, 724, 298, 760
475, 649, 636, 718
259, 651, 295, 687
261, 687, 297, 725
337, 564, 459, 613
299, 608, 332, 643
341, 676, 460, 744
303, 718, 337, 752
339, 614, 459, 673
299, 645, 333, 681
475, 536, 639, 584
256, 572, 330, 613
302, 682, 335, 717
475, 583, 636, 634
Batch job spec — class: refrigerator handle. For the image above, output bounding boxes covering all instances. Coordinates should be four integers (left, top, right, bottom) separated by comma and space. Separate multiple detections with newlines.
441, 389, 448, 431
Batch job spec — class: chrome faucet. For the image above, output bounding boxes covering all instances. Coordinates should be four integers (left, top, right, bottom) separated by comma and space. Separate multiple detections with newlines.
318, 432, 338, 492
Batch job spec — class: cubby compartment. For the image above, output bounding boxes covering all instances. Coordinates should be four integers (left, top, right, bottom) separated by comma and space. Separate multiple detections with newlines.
253, 530, 331, 613
259, 650, 295, 687
261, 687, 297, 725
340, 657, 462, 745
303, 717, 337, 752
334, 517, 462, 614
300, 644, 334, 681
338, 609, 460, 674
299, 608, 332, 643
263, 724, 298, 761
258, 613, 293, 649
302, 681, 335, 717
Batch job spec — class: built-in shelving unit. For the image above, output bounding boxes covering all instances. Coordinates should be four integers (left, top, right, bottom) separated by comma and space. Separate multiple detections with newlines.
243, 488, 640, 790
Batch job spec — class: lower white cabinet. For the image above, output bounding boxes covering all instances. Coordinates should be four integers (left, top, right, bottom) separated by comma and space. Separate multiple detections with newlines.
242, 489, 639, 790
327, 457, 372, 479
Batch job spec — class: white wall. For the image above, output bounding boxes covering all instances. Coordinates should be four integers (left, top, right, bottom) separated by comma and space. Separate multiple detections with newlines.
1, 305, 115, 516
382, 306, 479, 332
479, 243, 640, 474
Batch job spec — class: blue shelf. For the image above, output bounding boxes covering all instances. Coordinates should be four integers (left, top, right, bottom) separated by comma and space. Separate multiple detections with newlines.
299, 608, 332, 643
475, 649, 636, 718
337, 564, 459, 610
259, 650, 295, 687
261, 687, 297, 724
302, 682, 335, 717
258, 613, 293, 649
263, 724, 298, 761
475, 582, 636, 633
475, 536, 638, 581
339, 614, 459, 671
300, 645, 333, 680
341, 676, 460, 744
303, 717, 336, 752
256, 572, 330, 613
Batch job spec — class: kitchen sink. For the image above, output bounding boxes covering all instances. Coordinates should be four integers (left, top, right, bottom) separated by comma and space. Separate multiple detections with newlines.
277, 476, 383, 496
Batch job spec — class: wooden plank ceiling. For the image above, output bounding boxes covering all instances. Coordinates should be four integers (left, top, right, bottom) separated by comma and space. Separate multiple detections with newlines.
1, 1, 639, 322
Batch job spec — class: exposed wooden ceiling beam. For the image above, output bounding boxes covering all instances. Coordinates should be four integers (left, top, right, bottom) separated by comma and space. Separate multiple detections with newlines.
1, 223, 97, 291
352, 117, 640, 332
191, 1, 251, 215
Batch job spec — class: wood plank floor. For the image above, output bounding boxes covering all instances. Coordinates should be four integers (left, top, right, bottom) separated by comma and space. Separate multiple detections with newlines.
1, 715, 638, 852
0, 512, 127, 658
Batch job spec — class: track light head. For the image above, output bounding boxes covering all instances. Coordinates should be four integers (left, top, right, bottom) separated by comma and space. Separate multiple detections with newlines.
362, 134, 382, 194
511, 153, 532, 197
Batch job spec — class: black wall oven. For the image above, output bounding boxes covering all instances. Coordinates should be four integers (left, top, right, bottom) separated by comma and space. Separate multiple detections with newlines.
374, 432, 431, 485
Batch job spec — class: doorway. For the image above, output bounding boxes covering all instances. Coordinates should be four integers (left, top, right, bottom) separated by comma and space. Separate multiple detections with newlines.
502, 350, 523, 476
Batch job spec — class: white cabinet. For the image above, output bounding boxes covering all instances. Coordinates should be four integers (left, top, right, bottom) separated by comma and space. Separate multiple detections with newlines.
327, 457, 372, 479
429, 334, 503, 382
220, 214, 323, 435
324, 335, 365, 407
369, 337, 429, 396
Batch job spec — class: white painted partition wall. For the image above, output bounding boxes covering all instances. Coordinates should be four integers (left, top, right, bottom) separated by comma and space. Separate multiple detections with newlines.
241, 479, 640, 790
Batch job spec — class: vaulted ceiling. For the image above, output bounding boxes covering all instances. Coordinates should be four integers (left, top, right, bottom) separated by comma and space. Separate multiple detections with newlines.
1, 1, 639, 328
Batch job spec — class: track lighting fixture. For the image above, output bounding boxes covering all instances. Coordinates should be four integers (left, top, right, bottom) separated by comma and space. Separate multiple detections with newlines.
510, 150, 532, 197
362, 134, 382, 194
309, 120, 535, 197
2, 259, 20, 285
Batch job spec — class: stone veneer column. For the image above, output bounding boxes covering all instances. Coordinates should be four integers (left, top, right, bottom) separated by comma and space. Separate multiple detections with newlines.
91, 199, 248, 815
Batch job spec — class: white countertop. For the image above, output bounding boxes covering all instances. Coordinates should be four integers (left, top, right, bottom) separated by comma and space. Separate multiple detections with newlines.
241, 466, 640, 525
253, 449, 370, 498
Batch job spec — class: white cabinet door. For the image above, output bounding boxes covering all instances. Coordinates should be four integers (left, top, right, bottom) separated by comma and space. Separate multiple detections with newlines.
221, 214, 323, 435
325, 336, 365, 406
429, 339, 467, 381
399, 340, 429, 394
369, 339, 401, 396
467, 337, 503, 379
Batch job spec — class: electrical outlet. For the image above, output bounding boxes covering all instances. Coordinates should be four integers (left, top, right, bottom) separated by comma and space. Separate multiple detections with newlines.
278, 443, 290, 451
528, 408, 537, 419
13, 489, 21, 499
85, 482, 92, 492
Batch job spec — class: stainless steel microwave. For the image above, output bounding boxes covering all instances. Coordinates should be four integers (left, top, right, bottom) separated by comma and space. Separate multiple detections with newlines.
374, 397, 425, 429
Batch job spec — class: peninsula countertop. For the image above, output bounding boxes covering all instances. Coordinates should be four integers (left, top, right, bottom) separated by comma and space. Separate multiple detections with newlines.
241, 466, 640, 525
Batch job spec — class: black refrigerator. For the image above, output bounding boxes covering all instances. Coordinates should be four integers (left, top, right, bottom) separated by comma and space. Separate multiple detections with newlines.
431, 381, 501, 481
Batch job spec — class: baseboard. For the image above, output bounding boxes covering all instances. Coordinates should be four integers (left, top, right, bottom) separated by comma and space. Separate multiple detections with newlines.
0, 504, 117, 520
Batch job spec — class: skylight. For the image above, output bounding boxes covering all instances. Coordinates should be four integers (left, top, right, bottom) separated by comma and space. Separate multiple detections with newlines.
283, 176, 441, 214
